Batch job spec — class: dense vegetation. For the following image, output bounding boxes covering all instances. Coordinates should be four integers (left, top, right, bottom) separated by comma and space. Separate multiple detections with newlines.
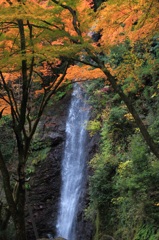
0, 0, 158, 239
85, 38, 159, 239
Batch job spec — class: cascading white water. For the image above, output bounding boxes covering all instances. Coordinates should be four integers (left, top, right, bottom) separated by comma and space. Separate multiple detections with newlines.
56, 83, 89, 240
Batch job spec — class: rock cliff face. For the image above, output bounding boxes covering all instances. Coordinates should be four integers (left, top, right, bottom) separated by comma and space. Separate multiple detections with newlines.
26, 93, 71, 239
25, 90, 97, 240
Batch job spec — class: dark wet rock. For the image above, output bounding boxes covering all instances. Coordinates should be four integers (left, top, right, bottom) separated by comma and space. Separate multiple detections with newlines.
25, 94, 71, 240
73, 135, 98, 240
48, 133, 64, 146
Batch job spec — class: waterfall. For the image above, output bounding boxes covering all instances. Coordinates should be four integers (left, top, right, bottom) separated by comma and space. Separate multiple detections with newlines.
56, 83, 89, 240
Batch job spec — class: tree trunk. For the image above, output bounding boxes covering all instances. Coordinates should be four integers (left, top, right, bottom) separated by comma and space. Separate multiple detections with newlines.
13, 177, 26, 240
0, 152, 27, 239
26, 191, 39, 239
14, 214, 26, 240
14, 163, 26, 240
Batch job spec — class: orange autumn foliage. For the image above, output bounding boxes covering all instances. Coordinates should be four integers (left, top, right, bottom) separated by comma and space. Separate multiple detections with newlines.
66, 65, 106, 81
0, 0, 159, 115
0, 98, 10, 115
94, 1, 159, 49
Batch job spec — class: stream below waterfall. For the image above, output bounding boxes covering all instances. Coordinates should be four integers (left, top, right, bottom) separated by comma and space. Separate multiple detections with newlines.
56, 83, 89, 240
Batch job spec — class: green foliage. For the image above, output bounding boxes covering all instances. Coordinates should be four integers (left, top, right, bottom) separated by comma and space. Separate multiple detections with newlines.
86, 121, 117, 236
31, 147, 51, 166
134, 224, 159, 240
0, 115, 11, 126
94, 209, 100, 240
104, 37, 159, 100
112, 133, 159, 239
52, 81, 73, 102
86, 120, 101, 136
86, 52, 159, 238
130, 134, 149, 171
84, 79, 109, 117
108, 39, 131, 67
26, 137, 51, 174
108, 106, 127, 125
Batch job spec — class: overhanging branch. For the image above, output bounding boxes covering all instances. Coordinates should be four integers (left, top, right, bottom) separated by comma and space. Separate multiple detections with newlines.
51, 0, 82, 37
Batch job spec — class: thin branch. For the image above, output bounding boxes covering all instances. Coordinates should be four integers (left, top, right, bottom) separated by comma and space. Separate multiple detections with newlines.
0, 94, 10, 105
10, 32, 20, 53
26, 107, 32, 133
51, 0, 82, 36
41, 20, 62, 30
138, 0, 154, 28
30, 23, 59, 32
9, 88, 20, 119
70, 56, 99, 68
28, 62, 69, 143
0, 71, 19, 121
